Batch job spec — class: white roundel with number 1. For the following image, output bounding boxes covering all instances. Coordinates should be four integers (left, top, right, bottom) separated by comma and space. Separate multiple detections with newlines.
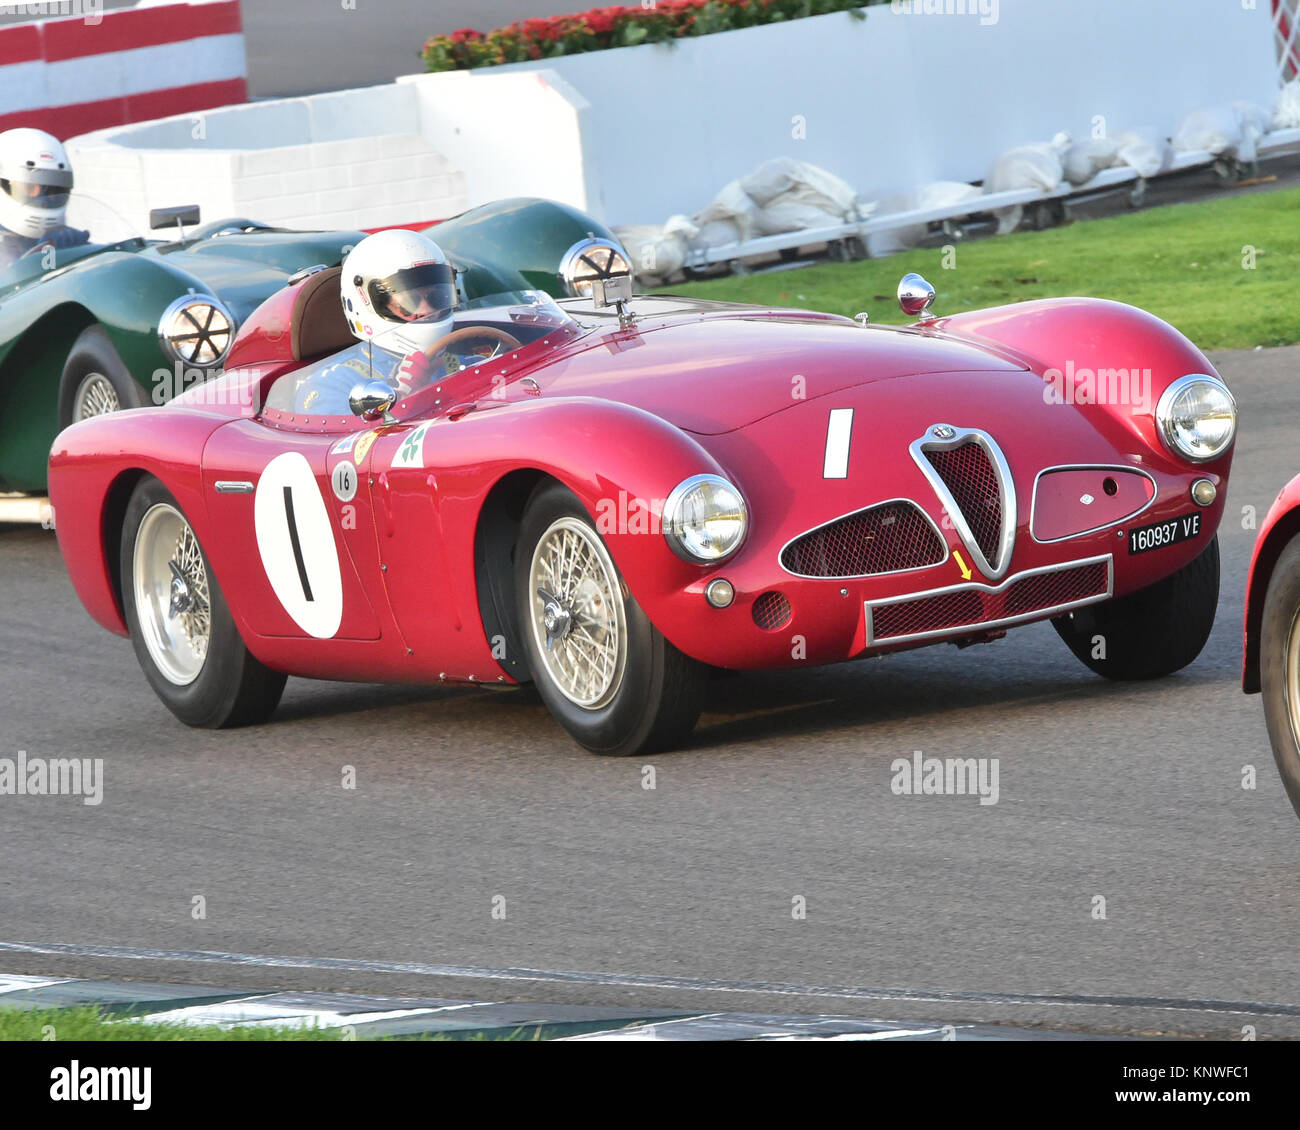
253, 451, 344, 639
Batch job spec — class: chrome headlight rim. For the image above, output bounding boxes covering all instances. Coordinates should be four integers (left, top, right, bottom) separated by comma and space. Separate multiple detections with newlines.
157, 293, 236, 369
1155, 373, 1237, 464
662, 473, 749, 564
559, 236, 633, 299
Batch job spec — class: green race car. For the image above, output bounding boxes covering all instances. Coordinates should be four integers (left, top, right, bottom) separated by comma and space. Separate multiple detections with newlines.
0, 195, 630, 495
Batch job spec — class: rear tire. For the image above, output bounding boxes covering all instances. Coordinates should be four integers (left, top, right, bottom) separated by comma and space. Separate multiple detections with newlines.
57, 324, 147, 429
1052, 536, 1219, 681
1258, 538, 1300, 821
121, 476, 286, 728
515, 481, 705, 756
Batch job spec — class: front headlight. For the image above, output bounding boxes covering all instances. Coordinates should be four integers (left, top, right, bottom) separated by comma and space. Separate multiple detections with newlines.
158, 294, 235, 368
560, 236, 633, 298
1155, 375, 1236, 462
663, 474, 748, 563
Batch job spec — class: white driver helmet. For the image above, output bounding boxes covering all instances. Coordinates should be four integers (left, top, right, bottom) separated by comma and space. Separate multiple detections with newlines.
0, 128, 73, 239
340, 229, 457, 354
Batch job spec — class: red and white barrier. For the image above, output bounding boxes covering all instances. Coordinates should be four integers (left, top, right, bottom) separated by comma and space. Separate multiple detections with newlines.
0, 0, 246, 138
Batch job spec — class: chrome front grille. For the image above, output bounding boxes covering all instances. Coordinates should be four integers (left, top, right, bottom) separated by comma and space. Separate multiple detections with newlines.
924, 442, 1002, 564
911, 425, 1017, 580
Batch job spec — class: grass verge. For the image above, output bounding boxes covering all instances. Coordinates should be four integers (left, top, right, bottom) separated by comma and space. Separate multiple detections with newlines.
657, 184, 1300, 350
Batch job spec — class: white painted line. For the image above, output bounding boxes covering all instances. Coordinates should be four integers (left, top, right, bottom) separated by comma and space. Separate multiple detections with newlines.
754, 1027, 946, 1041
125, 997, 469, 1030
3, 940, 1298, 1020
823, 408, 853, 479
0, 974, 70, 995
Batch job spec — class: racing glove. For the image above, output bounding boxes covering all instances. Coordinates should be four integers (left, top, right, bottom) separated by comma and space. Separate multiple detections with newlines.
394, 349, 433, 396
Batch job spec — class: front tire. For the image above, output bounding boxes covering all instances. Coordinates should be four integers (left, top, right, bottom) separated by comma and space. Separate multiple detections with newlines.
121, 476, 286, 727
57, 324, 147, 429
1052, 536, 1219, 680
515, 481, 705, 756
1258, 538, 1300, 821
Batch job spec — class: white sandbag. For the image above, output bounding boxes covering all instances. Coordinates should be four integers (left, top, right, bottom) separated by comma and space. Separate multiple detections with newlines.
611, 214, 698, 284
739, 157, 859, 213
1064, 130, 1166, 183
864, 181, 982, 257
1112, 129, 1168, 178
984, 133, 1070, 234
1062, 138, 1122, 186
737, 157, 865, 236
1172, 104, 1256, 159
692, 179, 760, 248
1232, 100, 1270, 162
1275, 79, 1300, 129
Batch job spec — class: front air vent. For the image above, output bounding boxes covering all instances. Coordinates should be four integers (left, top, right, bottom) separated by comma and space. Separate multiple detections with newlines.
752, 591, 792, 631
781, 501, 946, 578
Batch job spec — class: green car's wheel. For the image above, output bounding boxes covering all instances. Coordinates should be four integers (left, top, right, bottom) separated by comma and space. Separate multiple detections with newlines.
121, 475, 286, 728
57, 324, 146, 428
515, 481, 705, 756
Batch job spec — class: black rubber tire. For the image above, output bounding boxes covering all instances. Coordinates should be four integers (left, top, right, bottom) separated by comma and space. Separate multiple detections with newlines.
57, 324, 148, 430
514, 481, 705, 756
1052, 536, 1219, 681
1258, 537, 1300, 821
121, 476, 286, 728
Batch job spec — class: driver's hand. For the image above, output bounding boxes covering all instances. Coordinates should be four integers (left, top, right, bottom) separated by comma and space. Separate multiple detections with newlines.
394, 349, 433, 396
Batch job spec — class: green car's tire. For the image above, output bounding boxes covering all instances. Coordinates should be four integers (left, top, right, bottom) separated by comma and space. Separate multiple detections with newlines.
57, 324, 147, 429
1052, 536, 1219, 681
121, 475, 286, 728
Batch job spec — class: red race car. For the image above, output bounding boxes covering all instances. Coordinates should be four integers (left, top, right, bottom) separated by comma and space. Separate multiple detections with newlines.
1244, 476, 1300, 821
50, 269, 1237, 756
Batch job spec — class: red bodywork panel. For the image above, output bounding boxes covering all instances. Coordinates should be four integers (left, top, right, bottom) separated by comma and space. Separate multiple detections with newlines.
1243, 474, 1300, 693
49, 291, 1237, 687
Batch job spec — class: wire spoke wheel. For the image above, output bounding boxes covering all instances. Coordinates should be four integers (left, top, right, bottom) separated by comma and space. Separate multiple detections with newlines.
1286, 608, 1300, 757
132, 502, 211, 686
72, 372, 121, 419
528, 516, 627, 709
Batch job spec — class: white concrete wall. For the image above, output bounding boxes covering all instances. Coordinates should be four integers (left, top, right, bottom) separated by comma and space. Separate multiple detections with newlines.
64, 0, 1278, 232
414, 0, 1278, 225
67, 83, 469, 233
399, 69, 595, 216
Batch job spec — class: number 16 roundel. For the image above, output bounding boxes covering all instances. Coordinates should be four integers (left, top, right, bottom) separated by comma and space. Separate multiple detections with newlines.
253, 451, 344, 639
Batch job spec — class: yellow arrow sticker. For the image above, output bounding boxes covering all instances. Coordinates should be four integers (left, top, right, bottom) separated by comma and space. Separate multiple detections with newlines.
953, 549, 973, 581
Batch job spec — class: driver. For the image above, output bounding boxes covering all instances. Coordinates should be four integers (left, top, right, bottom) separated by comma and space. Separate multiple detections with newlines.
0, 128, 89, 272
292, 229, 458, 415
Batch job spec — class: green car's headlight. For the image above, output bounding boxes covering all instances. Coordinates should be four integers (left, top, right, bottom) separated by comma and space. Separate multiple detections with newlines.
560, 236, 633, 298
158, 294, 235, 368
663, 474, 748, 563
1155, 375, 1236, 463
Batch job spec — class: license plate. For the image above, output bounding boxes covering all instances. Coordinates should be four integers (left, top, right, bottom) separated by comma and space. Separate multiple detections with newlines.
1128, 512, 1201, 555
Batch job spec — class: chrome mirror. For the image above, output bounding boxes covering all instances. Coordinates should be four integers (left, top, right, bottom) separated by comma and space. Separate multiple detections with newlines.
349, 380, 396, 422
898, 273, 936, 319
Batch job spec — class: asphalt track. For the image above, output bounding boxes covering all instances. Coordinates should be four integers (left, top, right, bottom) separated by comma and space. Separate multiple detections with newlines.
1, 345, 1298, 1039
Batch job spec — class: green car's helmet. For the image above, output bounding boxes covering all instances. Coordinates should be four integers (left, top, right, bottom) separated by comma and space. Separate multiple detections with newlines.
340, 229, 458, 355
0, 128, 73, 240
